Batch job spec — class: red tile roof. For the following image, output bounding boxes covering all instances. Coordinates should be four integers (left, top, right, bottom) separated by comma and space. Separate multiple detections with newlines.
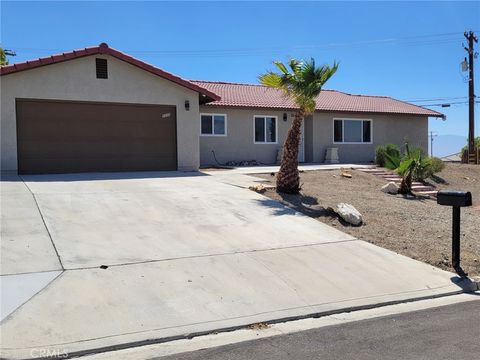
0, 43, 220, 102
192, 81, 444, 117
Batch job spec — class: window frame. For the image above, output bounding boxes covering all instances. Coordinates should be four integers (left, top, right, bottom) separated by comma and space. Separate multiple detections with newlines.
200, 113, 228, 137
333, 118, 373, 144
253, 115, 278, 144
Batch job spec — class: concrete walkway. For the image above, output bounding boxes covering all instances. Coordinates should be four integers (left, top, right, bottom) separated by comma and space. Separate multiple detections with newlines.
0, 171, 472, 359
202, 163, 374, 175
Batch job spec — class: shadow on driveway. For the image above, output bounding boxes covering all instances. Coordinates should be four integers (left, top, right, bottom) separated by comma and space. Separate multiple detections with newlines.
1, 170, 209, 183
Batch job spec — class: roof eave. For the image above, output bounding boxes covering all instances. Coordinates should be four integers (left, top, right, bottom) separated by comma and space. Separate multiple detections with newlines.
202, 103, 445, 117
0, 43, 221, 102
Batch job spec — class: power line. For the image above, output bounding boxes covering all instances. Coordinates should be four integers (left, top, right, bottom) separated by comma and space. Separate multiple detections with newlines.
3, 30, 477, 58
417, 101, 480, 107
404, 96, 468, 102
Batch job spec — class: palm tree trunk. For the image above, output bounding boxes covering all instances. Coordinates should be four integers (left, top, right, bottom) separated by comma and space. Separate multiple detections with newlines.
399, 170, 412, 194
276, 109, 304, 194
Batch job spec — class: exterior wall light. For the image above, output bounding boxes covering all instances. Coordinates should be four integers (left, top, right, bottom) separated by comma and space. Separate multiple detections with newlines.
185, 100, 190, 111
283, 113, 288, 121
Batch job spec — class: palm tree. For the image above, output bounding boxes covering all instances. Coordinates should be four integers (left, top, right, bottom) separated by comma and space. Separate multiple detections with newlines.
259, 58, 338, 193
0, 48, 9, 65
397, 144, 430, 194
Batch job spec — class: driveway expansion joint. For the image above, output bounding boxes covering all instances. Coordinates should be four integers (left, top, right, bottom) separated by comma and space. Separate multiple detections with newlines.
18, 175, 65, 271
62, 239, 360, 272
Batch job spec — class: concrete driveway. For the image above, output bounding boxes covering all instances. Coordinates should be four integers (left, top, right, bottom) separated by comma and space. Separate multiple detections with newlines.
0, 171, 471, 359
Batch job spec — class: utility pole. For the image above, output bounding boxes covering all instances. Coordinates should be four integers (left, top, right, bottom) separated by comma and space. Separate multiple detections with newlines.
429, 131, 438, 157
464, 31, 478, 163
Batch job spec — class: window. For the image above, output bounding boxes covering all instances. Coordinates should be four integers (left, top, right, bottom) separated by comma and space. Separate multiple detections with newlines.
333, 119, 372, 144
96, 58, 108, 79
254, 116, 277, 143
201, 114, 226, 136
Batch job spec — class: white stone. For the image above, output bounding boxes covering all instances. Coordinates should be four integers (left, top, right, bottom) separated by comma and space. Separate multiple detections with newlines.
381, 182, 399, 195
336, 203, 363, 226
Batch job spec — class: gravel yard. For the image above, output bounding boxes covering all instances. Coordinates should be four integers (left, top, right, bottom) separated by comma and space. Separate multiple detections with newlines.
256, 163, 480, 276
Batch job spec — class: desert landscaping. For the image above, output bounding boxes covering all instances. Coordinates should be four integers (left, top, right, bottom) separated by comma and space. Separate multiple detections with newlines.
257, 163, 480, 276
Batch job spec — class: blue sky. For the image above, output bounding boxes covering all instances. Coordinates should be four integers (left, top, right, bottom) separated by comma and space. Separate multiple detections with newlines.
1, 1, 479, 145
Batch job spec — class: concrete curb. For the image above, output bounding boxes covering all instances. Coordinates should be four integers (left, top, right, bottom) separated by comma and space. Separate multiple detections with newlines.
19, 281, 476, 360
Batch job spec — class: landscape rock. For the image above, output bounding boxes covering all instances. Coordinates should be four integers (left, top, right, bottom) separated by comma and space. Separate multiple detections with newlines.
336, 203, 363, 226
381, 182, 399, 194
249, 184, 268, 193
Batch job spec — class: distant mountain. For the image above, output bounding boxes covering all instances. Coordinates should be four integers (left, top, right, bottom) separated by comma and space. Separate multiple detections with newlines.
429, 134, 467, 158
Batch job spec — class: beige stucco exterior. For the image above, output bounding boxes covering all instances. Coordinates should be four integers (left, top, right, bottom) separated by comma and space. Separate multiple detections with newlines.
1, 54, 201, 171
199, 107, 296, 166
310, 112, 428, 163
199, 106, 428, 166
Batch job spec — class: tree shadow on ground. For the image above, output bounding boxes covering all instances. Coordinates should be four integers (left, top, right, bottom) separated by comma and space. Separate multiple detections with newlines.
400, 193, 429, 202
428, 174, 449, 185
255, 192, 357, 226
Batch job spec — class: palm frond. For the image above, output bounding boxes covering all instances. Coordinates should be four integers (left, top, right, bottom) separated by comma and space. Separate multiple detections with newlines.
273, 61, 289, 75
397, 158, 413, 176
258, 57, 338, 114
384, 151, 401, 170
258, 72, 284, 89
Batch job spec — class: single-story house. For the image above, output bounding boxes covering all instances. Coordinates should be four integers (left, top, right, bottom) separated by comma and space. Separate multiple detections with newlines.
0, 43, 444, 174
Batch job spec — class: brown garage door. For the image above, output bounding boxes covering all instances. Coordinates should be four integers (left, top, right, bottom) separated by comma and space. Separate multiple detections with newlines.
16, 99, 177, 174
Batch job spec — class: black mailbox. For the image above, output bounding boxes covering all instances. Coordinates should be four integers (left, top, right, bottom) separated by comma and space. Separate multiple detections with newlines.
437, 190, 472, 207
437, 190, 472, 277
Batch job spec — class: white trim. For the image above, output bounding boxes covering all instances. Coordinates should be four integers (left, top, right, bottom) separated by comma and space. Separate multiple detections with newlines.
333, 118, 373, 144
200, 113, 228, 137
253, 115, 278, 144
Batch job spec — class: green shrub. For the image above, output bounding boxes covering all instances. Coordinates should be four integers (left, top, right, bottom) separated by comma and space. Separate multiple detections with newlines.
396, 146, 430, 181
375, 144, 400, 167
460, 136, 480, 153
378, 142, 443, 183
396, 145, 444, 182
461, 137, 480, 162
430, 157, 445, 174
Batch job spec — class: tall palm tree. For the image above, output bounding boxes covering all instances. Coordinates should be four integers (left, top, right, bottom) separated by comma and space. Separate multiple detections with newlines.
259, 58, 338, 193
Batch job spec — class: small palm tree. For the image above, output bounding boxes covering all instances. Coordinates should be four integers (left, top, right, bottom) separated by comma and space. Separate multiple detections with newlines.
396, 144, 430, 194
259, 58, 338, 193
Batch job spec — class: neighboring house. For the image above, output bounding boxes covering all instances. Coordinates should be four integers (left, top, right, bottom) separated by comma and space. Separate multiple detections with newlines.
0, 43, 444, 174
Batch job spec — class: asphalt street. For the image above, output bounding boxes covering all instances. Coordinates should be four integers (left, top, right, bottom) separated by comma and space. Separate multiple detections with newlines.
159, 299, 480, 360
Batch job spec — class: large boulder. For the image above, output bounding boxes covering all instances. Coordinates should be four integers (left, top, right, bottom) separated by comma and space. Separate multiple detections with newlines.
381, 182, 399, 195
336, 203, 363, 226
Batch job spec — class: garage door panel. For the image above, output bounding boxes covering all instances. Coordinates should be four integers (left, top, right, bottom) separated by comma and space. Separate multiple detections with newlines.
17, 108, 175, 139
19, 155, 177, 173
18, 139, 176, 158
16, 100, 177, 174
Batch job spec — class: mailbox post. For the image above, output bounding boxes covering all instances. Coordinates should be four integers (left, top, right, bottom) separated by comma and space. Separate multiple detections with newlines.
437, 190, 472, 277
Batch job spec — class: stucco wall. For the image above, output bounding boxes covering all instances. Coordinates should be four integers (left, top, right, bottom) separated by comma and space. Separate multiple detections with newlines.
199, 107, 297, 165
199, 106, 428, 166
311, 112, 428, 163
1, 55, 200, 171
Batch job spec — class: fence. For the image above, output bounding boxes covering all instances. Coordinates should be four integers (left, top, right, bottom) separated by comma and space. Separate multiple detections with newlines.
461, 148, 480, 164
